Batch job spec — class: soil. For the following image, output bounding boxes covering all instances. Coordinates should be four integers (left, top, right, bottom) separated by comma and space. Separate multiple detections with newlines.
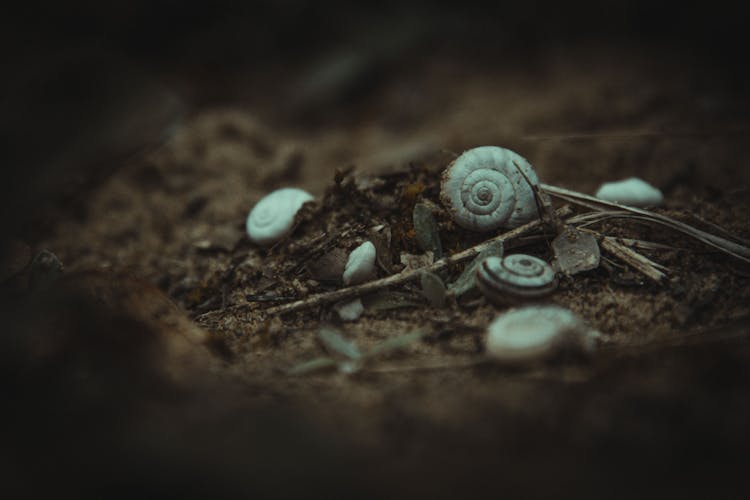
3, 37, 750, 498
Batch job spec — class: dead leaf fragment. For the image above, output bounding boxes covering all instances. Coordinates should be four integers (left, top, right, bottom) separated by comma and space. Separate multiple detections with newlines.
552, 227, 600, 275
413, 202, 443, 259
306, 247, 348, 283
400, 251, 434, 272
420, 271, 446, 308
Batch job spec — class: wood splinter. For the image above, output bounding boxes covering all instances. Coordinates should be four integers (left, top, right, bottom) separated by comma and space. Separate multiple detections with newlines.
600, 236, 667, 283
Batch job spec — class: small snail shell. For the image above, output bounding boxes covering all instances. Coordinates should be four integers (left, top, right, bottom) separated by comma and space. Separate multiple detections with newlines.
595, 177, 663, 207
342, 241, 376, 285
476, 254, 557, 303
486, 305, 598, 362
246, 188, 314, 246
441, 146, 539, 231
334, 297, 365, 321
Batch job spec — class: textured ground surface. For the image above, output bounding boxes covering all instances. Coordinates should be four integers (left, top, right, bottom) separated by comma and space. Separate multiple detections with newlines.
3, 38, 750, 498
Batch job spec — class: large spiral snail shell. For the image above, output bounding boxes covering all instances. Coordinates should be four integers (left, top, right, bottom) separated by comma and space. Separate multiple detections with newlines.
440, 146, 539, 231
476, 254, 557, 304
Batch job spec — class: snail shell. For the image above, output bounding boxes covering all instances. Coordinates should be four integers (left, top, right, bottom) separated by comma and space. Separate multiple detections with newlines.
595, 177, 663, 207
476, 254, 557, 303
246, 188, 314, 246
440, 146, 539, 231
342, 241, 376, 285
486, 305, 598, 362
336, 241, 377, 322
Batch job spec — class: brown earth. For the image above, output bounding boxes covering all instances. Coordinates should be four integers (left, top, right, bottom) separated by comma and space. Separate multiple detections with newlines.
3, 39, 750, 498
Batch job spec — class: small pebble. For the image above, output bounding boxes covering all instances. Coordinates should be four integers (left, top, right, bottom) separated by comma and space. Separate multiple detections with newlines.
595, 177, 663, 206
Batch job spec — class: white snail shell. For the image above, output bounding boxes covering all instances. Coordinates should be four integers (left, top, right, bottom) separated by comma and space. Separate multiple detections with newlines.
342, 241, 376, 285
334, 297, 365, 321
440, 146, 540, 231
476, 254, 557, 303
486, 305, 598, 362
246, 188, 314, 246
595, 177, 663, 207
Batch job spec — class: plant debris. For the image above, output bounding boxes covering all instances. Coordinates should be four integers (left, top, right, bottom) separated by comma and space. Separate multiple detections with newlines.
448, 240, 504, 296
420, 271, 447, 308
289, 327, 425, 375
413, 202, 443, 259
551, 226, 601, 275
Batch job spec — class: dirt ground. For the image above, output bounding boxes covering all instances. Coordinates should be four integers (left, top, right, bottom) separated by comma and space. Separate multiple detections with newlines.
3, 8, 750, 498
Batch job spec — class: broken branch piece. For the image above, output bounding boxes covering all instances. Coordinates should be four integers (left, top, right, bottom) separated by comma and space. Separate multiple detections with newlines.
264, 206, 573, 316
600, 237, 667, 283
541, 183, 750, 263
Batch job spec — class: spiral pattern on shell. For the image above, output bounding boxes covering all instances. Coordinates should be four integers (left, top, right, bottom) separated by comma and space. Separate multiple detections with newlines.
246, 188, 314, 246
440, 146, 540, 231
476, 254, 557, 303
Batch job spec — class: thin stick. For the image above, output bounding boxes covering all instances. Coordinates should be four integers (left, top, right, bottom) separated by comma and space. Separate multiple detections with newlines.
688, 213, 750, 246
364, 357, 488, 373
512, 160, 562, 231
521, 130, 750, 141
612, 238, 677, 253
541, 183, 750, 263
264, 206, 573, 316
600, 237, 667, 282
567, 209, 636, 225
574, 227, 677, 258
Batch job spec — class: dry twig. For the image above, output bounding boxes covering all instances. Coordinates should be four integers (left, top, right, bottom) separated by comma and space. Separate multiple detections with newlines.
512, 160, 562, 231
541, 184, 750, 263
264, 206, 573, 315
600, 237, 667, 283
363, 357, 487, 373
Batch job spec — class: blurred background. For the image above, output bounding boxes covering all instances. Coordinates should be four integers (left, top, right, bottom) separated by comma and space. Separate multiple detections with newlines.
2, 1, 750, 498
2, 0, 749, 237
